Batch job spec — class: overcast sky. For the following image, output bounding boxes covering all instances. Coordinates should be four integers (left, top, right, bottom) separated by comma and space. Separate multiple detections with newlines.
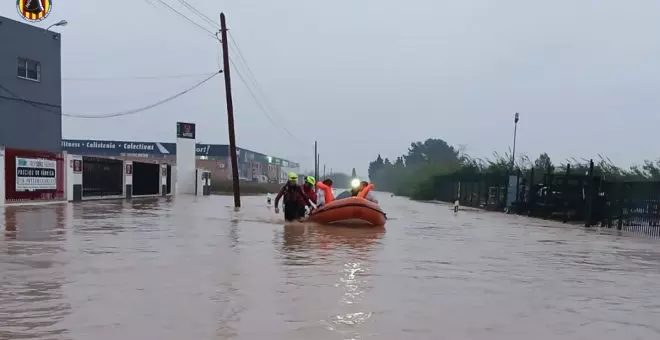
2, 0, 659, 176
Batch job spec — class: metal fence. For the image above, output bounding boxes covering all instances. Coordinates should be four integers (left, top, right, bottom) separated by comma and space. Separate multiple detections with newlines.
428, 160, 660, 238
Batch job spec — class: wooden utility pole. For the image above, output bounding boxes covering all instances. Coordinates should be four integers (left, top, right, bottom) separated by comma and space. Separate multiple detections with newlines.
314, 141, 318, 180
220, 12, 241, 208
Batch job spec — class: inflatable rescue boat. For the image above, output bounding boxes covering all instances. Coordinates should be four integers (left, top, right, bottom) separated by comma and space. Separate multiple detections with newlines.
307, 197, 387, 226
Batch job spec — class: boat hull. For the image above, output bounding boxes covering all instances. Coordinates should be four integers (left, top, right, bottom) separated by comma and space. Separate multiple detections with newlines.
308, 197, 386, 227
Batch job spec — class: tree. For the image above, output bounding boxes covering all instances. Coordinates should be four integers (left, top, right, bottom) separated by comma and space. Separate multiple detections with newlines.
368, 154, 385, 182
533, 152, 554, 172
404, 138, 460, 167
367, 135, 660, 199
366, 138, 462, 194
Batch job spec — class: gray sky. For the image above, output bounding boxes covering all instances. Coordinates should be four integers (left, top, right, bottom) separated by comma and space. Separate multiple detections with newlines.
2, 0, 660, 176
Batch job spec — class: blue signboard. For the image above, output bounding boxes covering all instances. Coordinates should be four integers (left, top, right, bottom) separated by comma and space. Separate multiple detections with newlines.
61, 139, 228, 157
60, 139, 299, 168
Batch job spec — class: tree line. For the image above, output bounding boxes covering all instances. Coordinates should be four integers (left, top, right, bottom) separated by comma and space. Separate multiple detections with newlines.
368, 138, 660, 197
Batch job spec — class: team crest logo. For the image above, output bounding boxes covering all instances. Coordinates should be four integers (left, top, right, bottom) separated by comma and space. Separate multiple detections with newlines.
16, 0, 52, 22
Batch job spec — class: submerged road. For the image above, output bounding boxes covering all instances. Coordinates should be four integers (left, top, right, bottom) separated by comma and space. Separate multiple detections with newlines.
1, 194, 660, 339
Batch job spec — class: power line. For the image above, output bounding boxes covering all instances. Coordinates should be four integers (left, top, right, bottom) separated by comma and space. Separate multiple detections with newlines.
0, 71, 221, 119
227, 33, 301, 136
157, 2, 307, 146
174, 0, 219, 29
62, 72, 217, 81
225, 35, 305, 145
152, 0, 217, 38
228, 32, 263, 98
229, 58, 301, 143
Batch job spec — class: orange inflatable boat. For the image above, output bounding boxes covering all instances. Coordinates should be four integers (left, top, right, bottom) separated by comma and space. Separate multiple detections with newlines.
307, 197, 387, 227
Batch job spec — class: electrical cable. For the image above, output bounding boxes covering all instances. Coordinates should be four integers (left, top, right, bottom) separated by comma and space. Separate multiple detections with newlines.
228, 32, 263, 98
228, 58, 302, 144
172, 0, 306, 147
62, 72, 218, 81
174, 0, 219, 29
0, 71, 221, 119
152, 0, 217, 38
226, 32, 302, 141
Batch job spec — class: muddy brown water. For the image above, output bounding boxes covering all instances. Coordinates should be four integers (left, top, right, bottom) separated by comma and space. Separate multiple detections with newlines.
1, 194, 660, 340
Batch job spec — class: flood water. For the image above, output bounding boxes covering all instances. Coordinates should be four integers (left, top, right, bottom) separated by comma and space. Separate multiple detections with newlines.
1, 193, 660, 340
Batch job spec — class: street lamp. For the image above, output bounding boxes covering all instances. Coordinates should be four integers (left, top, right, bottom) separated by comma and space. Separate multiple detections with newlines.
510, 112, 520, 171
46, 20, 68, 31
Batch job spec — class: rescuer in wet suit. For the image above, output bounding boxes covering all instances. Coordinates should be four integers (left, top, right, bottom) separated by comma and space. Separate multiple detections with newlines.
274, 172, 313, 221
302, 176, 318, 206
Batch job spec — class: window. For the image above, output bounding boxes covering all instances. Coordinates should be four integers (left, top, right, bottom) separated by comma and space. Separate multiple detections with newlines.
17, 58, 41, 81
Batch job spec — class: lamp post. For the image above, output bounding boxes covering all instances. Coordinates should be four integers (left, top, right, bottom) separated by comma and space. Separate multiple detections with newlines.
46, 20, 68, 31
510, 112, 519, 171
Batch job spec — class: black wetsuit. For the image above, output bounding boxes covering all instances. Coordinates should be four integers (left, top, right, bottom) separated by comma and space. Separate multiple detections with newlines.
275, 183, 310, 221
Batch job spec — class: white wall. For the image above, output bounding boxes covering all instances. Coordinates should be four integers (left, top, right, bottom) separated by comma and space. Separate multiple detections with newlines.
176, 137, 196, 195
65, 153, 83, 201
170, 165, 177, 195
160, 164, 167, 196
125, 161, 133, 197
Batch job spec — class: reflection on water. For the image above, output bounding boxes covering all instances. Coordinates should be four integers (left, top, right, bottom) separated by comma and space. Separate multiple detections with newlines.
1, 195, 660, 339
1, 204, 71, 340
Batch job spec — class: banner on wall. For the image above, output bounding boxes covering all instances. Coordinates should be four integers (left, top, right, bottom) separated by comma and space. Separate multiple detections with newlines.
15, 157, 57, 192
60, 139, 300, 168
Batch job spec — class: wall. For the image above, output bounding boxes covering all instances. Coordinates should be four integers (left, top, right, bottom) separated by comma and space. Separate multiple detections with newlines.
196, 158, 230, 182
175, 137, 196, 194
55, 152, 299, 184
4, 147, 65, 202
0, 16, 62, 153
0, 146, 4, 206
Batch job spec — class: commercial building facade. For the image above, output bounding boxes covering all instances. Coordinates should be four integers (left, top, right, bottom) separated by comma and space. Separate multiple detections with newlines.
60, 139, 301, 183
0, 15, 62, 152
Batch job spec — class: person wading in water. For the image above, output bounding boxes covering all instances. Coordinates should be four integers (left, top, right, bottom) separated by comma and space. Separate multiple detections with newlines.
274, 172, 314, 222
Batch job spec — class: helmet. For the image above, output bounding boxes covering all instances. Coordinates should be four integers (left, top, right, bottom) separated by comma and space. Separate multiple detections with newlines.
305, 176, 316, 186
288, 172, 298, 181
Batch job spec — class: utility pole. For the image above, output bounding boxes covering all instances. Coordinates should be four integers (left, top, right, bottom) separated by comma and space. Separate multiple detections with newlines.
314, 141, 318, 180
510, 112, 520, 172
220, 12, 241, 208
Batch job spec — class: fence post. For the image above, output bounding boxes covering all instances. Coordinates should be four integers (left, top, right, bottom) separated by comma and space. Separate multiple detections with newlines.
543, 164, 553, 218
515, 169, 521, 202
562, 164, 571, 222
528, 167, 535, 216
584, 159, 595, 227
617, 182, 625, 230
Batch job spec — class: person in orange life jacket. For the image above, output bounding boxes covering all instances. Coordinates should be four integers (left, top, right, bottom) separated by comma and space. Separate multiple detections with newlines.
302, 176, 318, 205
353, 181, 378, 203
316, 178, 334, 207
350, 181, 369, 196
274, 172, 313, 221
